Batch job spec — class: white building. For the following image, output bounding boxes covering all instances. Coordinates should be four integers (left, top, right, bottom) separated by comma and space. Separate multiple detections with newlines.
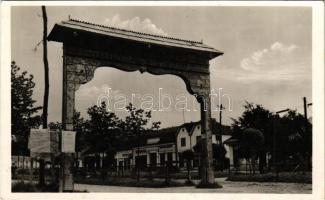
115, 121, 234, 171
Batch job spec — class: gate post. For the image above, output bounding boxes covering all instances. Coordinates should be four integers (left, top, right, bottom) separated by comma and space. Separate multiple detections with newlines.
198, 91, 215, 186
60, 52, 75, 192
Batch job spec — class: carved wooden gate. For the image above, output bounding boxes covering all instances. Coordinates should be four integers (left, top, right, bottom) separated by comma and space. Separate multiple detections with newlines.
48, 19, 223, 191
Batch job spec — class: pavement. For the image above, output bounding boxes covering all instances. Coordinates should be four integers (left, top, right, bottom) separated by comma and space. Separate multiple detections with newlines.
74, 178, 312, 193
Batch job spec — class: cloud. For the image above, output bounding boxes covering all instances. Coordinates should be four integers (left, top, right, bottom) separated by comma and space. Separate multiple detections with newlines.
211, 41, 310, 88
231, 42, 311, 84
104, 14, 168, 36
270, 42, 298, 53
240, 42, 298, 72
75, 84, 122, 117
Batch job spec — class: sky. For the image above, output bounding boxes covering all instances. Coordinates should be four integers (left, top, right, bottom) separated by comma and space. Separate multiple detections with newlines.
11, 6, 312, 128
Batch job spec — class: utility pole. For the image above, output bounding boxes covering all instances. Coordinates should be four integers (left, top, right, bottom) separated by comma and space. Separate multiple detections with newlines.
218, 104, 225, 169
217, 104, 225, 144
303, 97, 312, 171
303, 97, 307, 121
182, 109, 186, 124
39, 5, 49, 187
219, 104, 223, 135
303, 97, 312, 125
273, 108, 289, 180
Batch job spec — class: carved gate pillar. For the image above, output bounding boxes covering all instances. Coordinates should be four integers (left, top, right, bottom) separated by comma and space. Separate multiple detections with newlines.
191, 74, 215, 186
60, 51, 77, 192
60, 63, 74, 191
198, 92, 215, 185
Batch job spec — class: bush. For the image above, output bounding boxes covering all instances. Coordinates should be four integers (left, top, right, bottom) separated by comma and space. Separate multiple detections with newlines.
12, 182, 37, 192
226, 172, 311, 183
12, 181, 58, 192
75, 176, 185, 188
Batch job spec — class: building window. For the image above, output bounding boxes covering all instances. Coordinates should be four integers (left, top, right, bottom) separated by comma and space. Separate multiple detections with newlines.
196, 136, 201, 143
181, 138, 186, 147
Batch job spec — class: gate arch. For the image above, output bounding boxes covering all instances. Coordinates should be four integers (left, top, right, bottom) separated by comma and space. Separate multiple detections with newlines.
49, 18, 223, 191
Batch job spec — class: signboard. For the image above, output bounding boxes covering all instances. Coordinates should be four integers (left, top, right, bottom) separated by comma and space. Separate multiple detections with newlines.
28, 129, 59, 153
159, 147, 174, 152
61, 131, 76, 153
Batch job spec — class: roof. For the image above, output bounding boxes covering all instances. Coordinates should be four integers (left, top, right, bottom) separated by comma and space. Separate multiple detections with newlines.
223, 137, 239, 146
182, 121, 200, 133
115, 119, 232, 151
211, 119, 232, 136
115, 126, 178, 151
48, 19, 223, 59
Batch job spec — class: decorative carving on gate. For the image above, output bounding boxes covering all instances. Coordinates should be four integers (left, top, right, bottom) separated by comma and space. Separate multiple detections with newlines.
63, 46, 211, 100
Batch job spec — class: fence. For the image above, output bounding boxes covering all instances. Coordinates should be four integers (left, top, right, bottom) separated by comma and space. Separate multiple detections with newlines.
12, 157, 311, 184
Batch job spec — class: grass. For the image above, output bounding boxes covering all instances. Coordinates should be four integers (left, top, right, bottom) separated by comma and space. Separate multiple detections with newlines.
12, 181, 59, 192
75, 176, 189, 188
103, 171, 229, 180
196, 182, 223, 189
12, 181, 88, 192
226, 172, 311, 184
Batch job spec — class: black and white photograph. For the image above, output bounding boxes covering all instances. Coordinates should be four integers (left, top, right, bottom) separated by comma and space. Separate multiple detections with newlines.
0, 1, 324, 199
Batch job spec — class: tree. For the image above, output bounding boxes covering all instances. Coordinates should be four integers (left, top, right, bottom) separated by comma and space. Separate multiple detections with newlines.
239, 128, 265, 174
84, 102, 121, 169
231, 102, 272, 173
11, 61, 42, 156
73, 111, 86, 155
151, 121, 161, 130
120, 103, 159, 181
48, 122, 62, 131
212, 144, 227, 170
123, 103, 150, 179
120, 103, 151, 134
231, 102, 312, 173
276, 110, 312, 171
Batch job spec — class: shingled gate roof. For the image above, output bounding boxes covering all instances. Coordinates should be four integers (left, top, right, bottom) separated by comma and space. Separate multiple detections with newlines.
48, 19, 223, 58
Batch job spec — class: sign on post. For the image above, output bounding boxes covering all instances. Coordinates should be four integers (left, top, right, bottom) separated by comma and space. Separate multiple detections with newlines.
61, 131, 76, 153
28, 129, 59, 154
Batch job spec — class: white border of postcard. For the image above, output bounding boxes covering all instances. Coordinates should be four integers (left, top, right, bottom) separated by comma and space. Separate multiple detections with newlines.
1, 1, 324, 200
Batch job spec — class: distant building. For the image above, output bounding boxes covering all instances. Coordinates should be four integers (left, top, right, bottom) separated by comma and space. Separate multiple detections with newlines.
114, 120, 233, 171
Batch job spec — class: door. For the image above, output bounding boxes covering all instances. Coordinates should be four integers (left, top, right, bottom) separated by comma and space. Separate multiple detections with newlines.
149, 153, 157, 166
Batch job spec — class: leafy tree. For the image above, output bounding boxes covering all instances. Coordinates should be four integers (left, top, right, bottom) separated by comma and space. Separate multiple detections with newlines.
120, 103, 151, 135
73, 111, 86, 153
231, 102, 272, 172
84, 102, 121, 168
48, 122, 62, 130
122, 103, 151, 178
238, 128, 265, 174
120, 103, 160, 181
232, 102, 312, 172
151, 121, 161, 130
275, 110, 312, 170
11, 61, 42, 156
212, 144, 227, 170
